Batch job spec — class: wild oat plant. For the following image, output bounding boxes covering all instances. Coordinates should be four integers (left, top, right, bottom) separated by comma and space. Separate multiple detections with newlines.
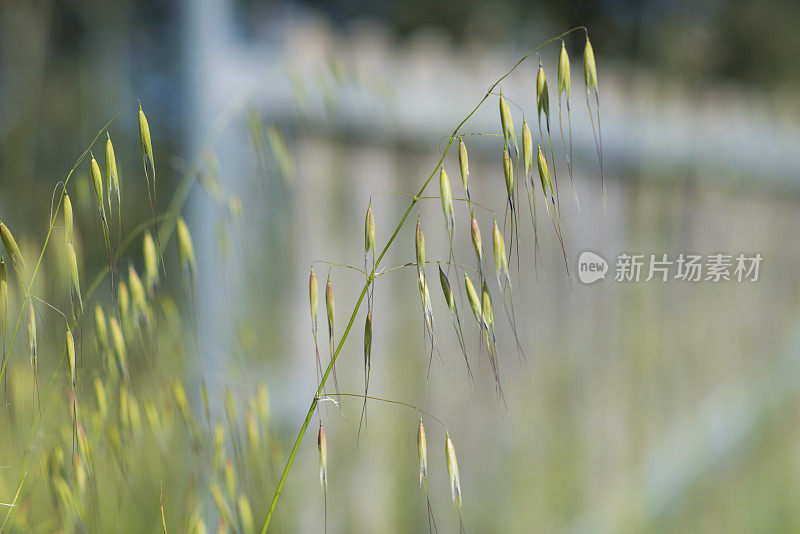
0, 28, 602, 533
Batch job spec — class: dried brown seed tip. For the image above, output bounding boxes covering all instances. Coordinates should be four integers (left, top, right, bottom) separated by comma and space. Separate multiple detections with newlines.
445, 432, 462, 507
558, 41, 571, 98
318, 423, 328, 491
417, 419, 428, 486
365, 205, 376, 254
458, 138, 469, 193
470, 217, 482, 264
309, 268, 318, 324
584, 36, 598, 91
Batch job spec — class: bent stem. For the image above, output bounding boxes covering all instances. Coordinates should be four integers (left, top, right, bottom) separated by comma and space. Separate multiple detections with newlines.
259, 27, 586, 533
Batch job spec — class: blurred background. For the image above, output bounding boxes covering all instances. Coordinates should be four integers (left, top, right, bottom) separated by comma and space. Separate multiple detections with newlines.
2, 0, 800, 532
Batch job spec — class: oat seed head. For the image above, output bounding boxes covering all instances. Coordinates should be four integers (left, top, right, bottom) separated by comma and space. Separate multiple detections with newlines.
417, 419, 427, 486
558, 41, 571, 98
471, 217, 482, 265
66, 329, 76, 386
177, 217, 196, 274
439, 167, 454, 229
94, 305, 108, 350
458, 138, 469, 193
27, 301, 37, 367
498, 90, 516, 148
522, 121, 533, 178
138, 104, 154, 174
482, 281, 495, 333
105, 133, 120, 211
143, 232, 158, 291
445, 432, 462, 507
64, 194, 74, 245
492, 220, 508, 280
464, 272, 482, 325
318, 423, 328, 491
365, 205, 376, 255
0, 221, 25, 273
438, 265, 455, 313
536, 62, 550, 121
415, 217, 425, 275
584, 36, 598, 91
537, 144, 552, 195
66, 242, 82, 310
364, 311, 372, 370
309, 268, 318, 326
325, 275, 335, 338
503, 148, 514, 198
90, 156, 105, 219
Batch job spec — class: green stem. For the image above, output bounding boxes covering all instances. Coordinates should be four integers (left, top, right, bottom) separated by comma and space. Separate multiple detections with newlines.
259, 28, 585, 533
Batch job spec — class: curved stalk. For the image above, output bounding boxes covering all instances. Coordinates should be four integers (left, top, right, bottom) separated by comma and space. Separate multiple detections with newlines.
259, 27, 586, 533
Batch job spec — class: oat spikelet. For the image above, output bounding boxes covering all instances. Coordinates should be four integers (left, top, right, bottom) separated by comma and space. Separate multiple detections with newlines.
536, 62, 550, 128
358, 310, 373, 438
66, 242, 83, 311
176, 217, 197, 276
445, 432, 462, 508
492, 220, 509, 286
438, 265, 472, 381
94, 305, 108, 352
309, 268, 318, 326
27, 302, 37, 370
90, 156, 106, 220
318, 423, 328, 491
417, 419, 427, 486
365, 205, 376, 256
106, 132, 121, 215
109, 317, 129, 380
458, 138, 470, 201
584, 37, 598, 91
64, 194, 74, 245
464, 273, 482, 328
558, 41, 571, 99
415, 216, 425, 276
498, 90, 516, 150
522, 121, 533, 178
0, 221, 25, 275
583, 35, 605, 210
470, 217, 482, 267
66, 329, 76, 389
325, 274, 339, 394
143, 232, 158, 292
557, 40, 579, 211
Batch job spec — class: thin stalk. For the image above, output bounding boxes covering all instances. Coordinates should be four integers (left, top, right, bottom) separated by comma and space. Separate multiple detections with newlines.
259, 27, 586, 533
